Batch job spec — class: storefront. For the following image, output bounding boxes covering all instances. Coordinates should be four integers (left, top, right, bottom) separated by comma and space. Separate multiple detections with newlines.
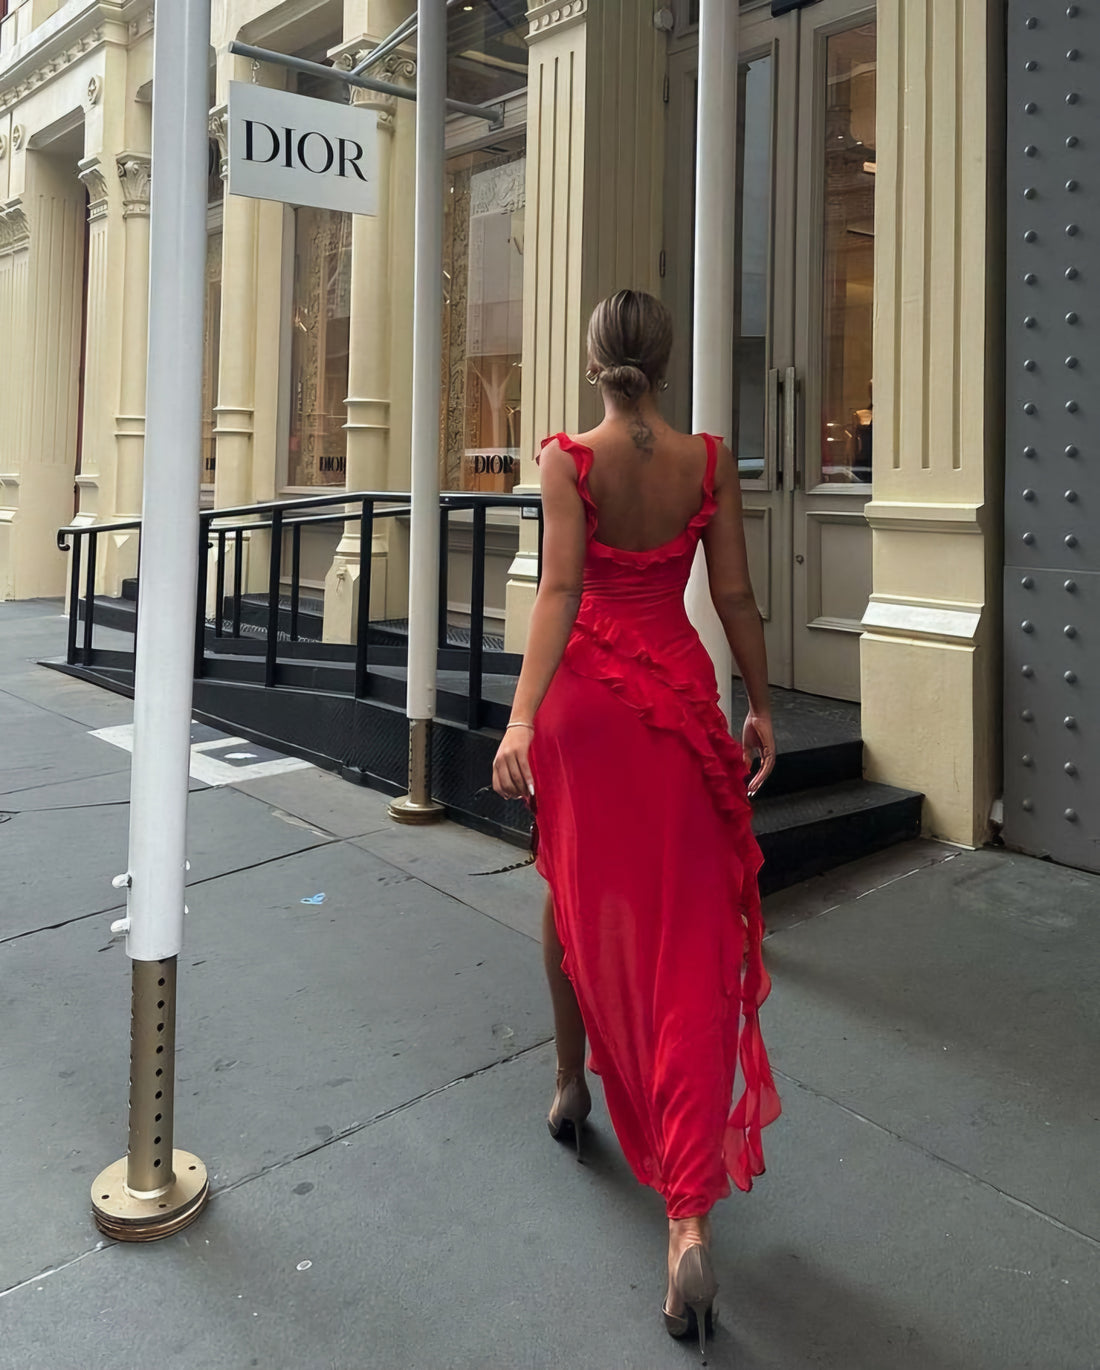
0, 0, 1005, 849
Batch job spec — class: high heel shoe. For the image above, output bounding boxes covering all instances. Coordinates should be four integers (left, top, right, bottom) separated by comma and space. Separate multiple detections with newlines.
546, 1070, 591, 1162
662, 1244, 719, 1356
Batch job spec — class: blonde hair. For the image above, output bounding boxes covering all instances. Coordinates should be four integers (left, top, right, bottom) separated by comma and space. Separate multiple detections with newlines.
586, 289, 673, 402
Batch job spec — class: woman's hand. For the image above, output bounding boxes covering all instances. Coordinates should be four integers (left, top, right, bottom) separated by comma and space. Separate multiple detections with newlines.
493, 725, 535, 801
742, 712, 776, 797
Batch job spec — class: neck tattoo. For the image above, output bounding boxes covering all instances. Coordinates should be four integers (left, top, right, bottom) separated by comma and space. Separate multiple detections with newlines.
628, 413, 656, 453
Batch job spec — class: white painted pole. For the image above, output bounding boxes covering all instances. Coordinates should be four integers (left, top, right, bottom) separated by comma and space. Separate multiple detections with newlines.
91, 0, 211, 1242
390, 0, 445, 822
687, 0, 739, 723
123, 0, 211, 961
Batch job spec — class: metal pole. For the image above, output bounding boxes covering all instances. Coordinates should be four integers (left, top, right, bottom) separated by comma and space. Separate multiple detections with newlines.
389, 0, 446, 825
686, 0, 739, 724
91, 0, 211, 1241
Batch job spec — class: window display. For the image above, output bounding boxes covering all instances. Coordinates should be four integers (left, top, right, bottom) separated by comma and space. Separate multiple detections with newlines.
442, 148, 525, 493
820, 24, 876, 484
287, 206, 352, 488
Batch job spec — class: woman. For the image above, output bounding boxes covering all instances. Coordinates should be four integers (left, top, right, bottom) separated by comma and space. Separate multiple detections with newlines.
492, 289, 780, 1353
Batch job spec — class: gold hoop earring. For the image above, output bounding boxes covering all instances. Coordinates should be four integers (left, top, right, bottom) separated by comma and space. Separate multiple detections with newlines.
658, 378, 670, 392
585, 367, 600, 386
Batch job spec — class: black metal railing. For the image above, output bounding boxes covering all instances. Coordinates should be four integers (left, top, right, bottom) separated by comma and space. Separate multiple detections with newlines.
58, 488, 543, 731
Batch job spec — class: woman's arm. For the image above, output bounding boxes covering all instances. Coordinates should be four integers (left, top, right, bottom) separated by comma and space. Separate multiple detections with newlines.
492, 441, 586, 800
701, 442, 776, 794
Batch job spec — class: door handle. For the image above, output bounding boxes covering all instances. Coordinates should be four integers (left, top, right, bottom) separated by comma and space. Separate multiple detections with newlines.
782, 366, 798, 490
766, 367, 781, 487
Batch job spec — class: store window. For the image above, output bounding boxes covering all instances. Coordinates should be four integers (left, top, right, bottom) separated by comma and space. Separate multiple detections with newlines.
442, 148, 525, 493
819, 24, 876, 484
440, 1, 528, 494
287, 206, 353, 488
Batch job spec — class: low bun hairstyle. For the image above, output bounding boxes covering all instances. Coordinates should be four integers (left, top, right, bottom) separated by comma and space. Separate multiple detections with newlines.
587, 289, 673, 401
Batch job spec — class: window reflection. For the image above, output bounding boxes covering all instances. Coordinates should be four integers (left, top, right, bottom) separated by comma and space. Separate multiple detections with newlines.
287, 206, 352, 488
443, 148, 525, 492
820, 24, 876, 485
447, 0, 528, 104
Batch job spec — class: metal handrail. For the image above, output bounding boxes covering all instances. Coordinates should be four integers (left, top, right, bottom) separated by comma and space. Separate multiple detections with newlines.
58, 488, 543, 729
57, 518, 142, 550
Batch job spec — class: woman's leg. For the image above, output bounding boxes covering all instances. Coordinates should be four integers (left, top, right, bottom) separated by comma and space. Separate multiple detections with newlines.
542, 890, 586, 1073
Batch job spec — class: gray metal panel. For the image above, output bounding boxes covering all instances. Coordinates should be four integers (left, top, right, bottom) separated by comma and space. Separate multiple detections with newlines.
1004, 2, 1100, 868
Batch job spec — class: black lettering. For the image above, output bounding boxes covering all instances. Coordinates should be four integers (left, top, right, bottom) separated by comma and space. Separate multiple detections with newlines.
474, 455, 487, 473
283, 127, 294, 169
488, 455, 503, 474
338, 137, 368, 181
503, 455, 515, 473
244, 120, 280, 164
297, 131, 335, 175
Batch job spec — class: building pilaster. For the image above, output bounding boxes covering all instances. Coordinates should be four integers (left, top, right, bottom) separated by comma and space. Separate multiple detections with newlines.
859, 0, 1005, 845
114, 151, 152, 525
0, 163, 85, 600
322, 39, 405, 641
209, 98, 258, 516
503, 0, 666, 650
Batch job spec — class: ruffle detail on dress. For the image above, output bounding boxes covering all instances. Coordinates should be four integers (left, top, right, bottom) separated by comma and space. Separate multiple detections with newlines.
566, 610, 749, 827
564, 609, 779, 1194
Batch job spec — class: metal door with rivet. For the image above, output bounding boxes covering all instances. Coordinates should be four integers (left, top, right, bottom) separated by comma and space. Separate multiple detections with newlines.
1003, 0, 1100, 870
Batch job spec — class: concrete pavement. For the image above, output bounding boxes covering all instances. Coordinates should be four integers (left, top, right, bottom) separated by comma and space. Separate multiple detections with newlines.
1, 600, 1098, 1369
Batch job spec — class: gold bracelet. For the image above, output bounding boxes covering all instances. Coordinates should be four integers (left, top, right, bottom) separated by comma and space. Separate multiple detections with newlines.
506, 721, 535, 731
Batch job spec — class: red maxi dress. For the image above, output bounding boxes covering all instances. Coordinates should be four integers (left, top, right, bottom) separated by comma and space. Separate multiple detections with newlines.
530, 432, 780, 1220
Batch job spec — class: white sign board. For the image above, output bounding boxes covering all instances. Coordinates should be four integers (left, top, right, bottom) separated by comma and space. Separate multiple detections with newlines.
227, 82, 378, 216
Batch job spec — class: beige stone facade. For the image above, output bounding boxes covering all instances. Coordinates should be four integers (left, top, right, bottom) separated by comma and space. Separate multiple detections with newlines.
0, 0, 1005, 848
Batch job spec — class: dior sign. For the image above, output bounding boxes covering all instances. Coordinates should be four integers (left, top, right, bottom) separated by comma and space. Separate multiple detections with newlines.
228, 83, 378, 216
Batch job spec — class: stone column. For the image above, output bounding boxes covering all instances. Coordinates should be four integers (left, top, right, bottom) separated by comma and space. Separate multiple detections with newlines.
859, 0, 1004, 845
0, 162, 85, 600
322, 41, 404, 642
503, 0, 667, 650
72, 149, 150, 593
114, 152, 152, 527
209, 63, 288, 595
209, 100, 257, 515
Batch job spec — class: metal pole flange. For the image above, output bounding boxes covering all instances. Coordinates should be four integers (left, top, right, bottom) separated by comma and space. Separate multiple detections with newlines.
91, 958, 209, 1241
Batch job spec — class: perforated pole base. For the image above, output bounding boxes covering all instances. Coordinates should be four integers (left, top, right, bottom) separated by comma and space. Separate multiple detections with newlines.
388, 718, 444, 825
91, 1151, 209, 1242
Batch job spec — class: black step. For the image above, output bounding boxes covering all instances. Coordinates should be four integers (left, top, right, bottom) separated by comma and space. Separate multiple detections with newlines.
78, 596, 137, 634
753, 779, 923, 895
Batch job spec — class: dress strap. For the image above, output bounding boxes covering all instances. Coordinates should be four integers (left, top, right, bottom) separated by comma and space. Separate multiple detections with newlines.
685, 433, 722, 539
538, 433, 599, 538
701, 433, 721, 498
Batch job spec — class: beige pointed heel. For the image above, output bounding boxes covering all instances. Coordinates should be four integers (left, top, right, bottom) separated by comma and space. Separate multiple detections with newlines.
546, 1070, 592, 1162
663, 1244, 719, 1356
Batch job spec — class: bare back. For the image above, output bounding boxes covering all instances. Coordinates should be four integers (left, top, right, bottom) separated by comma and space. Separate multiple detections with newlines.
574, 419, 711, 552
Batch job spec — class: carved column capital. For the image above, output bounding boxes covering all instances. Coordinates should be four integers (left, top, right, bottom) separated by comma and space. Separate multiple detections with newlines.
117, 153, 152, 218
0, 198, 30, 254
331, 41, 410, 127
208, 106, 229, 179
77, 155, 112, 223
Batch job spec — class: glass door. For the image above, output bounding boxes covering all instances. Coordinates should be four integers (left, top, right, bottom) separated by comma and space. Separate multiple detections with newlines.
791, 0, 876, 701
664, 0, 876, 702
664, 3, 800, 685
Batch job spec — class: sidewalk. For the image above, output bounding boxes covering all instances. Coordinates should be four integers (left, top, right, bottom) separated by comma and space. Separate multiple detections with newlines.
2, 599, 1097, 1370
